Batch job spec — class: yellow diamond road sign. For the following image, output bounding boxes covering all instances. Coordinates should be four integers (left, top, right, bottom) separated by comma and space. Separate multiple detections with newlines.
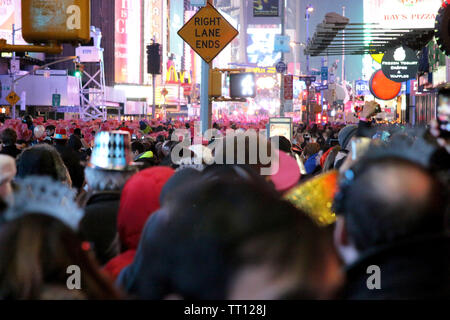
177, 3, 238, 64
6, 91, 20, 106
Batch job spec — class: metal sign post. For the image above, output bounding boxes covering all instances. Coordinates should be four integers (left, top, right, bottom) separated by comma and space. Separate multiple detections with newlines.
178, 0, 238, 133
279, 0, 286, 117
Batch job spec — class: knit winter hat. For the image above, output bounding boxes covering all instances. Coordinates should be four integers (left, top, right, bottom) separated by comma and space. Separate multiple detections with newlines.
338, 125, 358, 150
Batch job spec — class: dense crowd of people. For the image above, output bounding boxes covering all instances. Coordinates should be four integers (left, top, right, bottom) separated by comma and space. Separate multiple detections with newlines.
0, 101, 448, 300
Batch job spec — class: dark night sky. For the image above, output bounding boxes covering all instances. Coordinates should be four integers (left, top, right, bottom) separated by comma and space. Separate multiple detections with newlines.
295, 0, 364, 82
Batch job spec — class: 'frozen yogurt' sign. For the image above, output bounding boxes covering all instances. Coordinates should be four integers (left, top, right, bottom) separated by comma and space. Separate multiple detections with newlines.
381, 46, 419, 82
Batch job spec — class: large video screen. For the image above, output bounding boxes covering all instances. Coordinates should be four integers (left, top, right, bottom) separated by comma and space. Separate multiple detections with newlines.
253, 0, 279, 17
247, 27, 281, 67
115, 0, 142, 84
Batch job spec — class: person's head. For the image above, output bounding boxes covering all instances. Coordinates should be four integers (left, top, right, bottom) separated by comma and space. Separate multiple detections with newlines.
333, 157, 447, 265
45, 125, 56, 137
271, 136, 292, 154
0, 155, 16, 203
303, 142, 321, 158
156, 134, 165, 144
213, 132, 274, 176
84, 166, 136, 192
0, 214, 120, 299
1, 128, 17, 146
140, 179, 342, 300
117, 167, 174, 252
53, 129, 68, 146
139, 121, 148, 131
131, 141, 145, 157
16, 144, 71, 186
68, 135, 82, 152
338, 125, 358, 150
159, 168, 202, 206
73, 128, 82, 138
22, 115, 33, 129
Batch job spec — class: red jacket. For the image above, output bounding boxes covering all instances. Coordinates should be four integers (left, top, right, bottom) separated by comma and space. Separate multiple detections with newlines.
103, 167, 174, 280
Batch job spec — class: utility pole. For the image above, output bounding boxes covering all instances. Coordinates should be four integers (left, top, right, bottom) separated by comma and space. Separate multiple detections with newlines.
305, 4, 314, 125
279, 0, 286, 117
11, 24, 21, 119
200, 0, 213, 133
342, 6, 346, 85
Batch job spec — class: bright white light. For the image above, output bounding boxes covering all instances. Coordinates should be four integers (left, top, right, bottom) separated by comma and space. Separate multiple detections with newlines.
331, 109, 336, 117
233, 111, 238, 116
307, 5, 314, 13
241, 75, 255, 96
257, 77, 276, 90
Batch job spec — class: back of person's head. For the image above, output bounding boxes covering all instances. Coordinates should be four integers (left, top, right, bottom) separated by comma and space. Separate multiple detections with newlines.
271, 136, 291, 154
201, 164, 278, 197
0, 214, 120, 299
68, 135, 82, 152
16, 144, 70, 185
1, 128, 17, 146
156, 134, 165, 144
84, 166, 136, 192
73, 128, 82, 137
131, 141, 145, 155
117, 166, 174, 251
338, 125, 358, 150
213, 132, 274, 175
143, 179, 341, 300
336, 157, 446, 252
159, 168, 202, 205
304, 142, 320, 157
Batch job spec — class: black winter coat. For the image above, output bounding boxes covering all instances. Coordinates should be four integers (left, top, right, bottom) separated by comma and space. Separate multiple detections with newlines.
342, 233, 450, 299
79, 191, 121, 266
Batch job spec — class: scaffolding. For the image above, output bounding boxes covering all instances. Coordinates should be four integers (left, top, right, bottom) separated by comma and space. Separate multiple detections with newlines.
76, 48, 106, 120
75, 27, 107, 120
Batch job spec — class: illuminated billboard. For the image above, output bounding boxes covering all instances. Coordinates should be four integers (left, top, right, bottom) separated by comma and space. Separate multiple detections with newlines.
115, 0, 142, 84
363, 0, 442, 29
170, 0, 184, 57
362, 0, 442, 80
247, 27, 281, 67
253, 0, 279, 17
143, 0, 163, 85
0, 0, 26, 45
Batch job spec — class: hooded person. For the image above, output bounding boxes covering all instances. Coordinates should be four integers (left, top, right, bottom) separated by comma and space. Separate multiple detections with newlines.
53, 128, 85, 191
103, 166, 174, 280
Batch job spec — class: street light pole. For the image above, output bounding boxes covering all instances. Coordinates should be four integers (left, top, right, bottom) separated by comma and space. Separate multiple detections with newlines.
306, 11, 310, 75
305, 4, 314, 125
342, 6, 346, 85
11, 24, 22, 119
280, 0, 286, 117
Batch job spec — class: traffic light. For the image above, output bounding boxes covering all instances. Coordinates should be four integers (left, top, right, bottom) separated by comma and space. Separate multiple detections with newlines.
73, 63, 84, 78
21, 0, 91, 44
147, 43, 162, 75
229, 73, 256, 98
75, 63, 84, 78
209, 69, 222, 97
